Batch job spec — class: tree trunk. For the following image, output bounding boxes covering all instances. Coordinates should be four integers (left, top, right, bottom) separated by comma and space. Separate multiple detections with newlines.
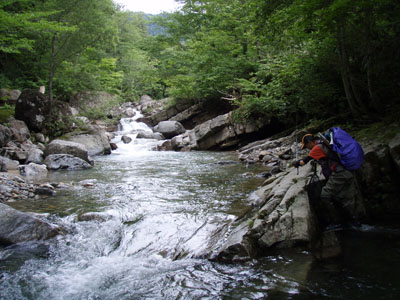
337, 27, 368, 116
49, 34, 56, 105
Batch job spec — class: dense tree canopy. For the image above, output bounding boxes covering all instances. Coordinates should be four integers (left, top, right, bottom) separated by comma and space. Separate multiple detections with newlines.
1, 0, 399, 124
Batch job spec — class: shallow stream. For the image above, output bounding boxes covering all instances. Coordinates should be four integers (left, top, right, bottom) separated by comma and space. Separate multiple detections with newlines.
1, 117, 399, 299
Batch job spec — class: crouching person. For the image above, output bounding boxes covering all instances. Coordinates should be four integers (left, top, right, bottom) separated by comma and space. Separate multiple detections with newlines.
295, 134, 359, 231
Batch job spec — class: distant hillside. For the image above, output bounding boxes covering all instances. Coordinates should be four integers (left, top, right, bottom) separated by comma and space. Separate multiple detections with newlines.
143, 13, 166, 36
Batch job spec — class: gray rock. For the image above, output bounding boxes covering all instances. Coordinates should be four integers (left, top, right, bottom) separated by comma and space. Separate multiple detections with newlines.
34, 133, 48, 144
121, 135, 132, 144
67, 131, 111, 156
169, 111, 265, 151
136, 131, 165, 140
139, 95, 153, 106
110, 143, 118, 150
20, 163, 48, 179
124, 108, 136, 118
0, 203, 60, 245
142, 98, 194, 126
44, 154, 92, 170
0, 155, 20, 170
153, 121, 186, 139
0, 159, 7, 172
0, 124, 12, 147
26, 148, 44, 164
210, 165, 320, 262
0, 88, 21, 104
136, 131, 154, 139
44, 140, 90, 163
34, 187, 55, 196
7, 119, 30, 143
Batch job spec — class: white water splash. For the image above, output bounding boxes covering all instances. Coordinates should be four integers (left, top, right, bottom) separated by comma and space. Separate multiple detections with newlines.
112, 109, 161, 155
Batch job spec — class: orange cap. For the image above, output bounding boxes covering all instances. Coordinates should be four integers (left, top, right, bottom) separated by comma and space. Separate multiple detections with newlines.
301, 134, 313, 149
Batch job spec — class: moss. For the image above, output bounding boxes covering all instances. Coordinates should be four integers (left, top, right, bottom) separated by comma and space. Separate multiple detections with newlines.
286, 195, 296, 209
248, 219, 255, 228
351, 121, 400, 144
0, 106, 14, 123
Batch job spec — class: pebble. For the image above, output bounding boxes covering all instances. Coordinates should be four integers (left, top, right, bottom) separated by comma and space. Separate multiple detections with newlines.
0, 173, 65, 203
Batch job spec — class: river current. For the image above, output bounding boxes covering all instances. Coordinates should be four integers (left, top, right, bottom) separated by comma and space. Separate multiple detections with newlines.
1, 116, 399, 299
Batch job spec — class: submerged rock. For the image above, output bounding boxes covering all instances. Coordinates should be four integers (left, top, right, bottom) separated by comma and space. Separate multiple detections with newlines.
121, 135, 132, 144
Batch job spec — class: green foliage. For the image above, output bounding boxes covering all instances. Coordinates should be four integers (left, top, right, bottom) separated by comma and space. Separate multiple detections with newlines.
0, 0, 72, 54
80, 96, 120, 121
0, 106, 14, 123
55, 54, 123, 97
1, 0, 399, 130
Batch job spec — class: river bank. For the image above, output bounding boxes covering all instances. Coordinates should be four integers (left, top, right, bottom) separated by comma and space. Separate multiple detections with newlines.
1, 90, 400, 299
2, 140, 399, 300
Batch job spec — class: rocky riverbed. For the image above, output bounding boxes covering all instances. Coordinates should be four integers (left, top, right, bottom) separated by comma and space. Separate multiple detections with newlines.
0, 172, 58, 203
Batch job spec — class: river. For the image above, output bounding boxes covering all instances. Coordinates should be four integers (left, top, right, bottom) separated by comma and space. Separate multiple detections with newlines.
1, 116, 399, 300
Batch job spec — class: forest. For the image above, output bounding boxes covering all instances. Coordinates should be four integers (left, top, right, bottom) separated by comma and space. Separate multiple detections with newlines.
1, 0, 400, 128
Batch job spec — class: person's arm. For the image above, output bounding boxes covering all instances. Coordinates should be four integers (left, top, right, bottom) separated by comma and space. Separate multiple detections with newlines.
295, 145, 326, 167
301, 156, 313, 165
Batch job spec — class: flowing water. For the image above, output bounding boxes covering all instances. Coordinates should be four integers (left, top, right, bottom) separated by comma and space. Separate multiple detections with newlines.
1, 115, 400, 300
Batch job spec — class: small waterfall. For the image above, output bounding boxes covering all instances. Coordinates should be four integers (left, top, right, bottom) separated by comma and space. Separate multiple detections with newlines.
112, 109, 161, 155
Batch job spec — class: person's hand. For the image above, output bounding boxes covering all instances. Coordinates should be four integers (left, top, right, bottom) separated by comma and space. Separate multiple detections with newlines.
294, 160, 302, 168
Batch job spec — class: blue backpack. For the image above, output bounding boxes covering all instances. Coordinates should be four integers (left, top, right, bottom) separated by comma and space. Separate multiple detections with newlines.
325, 127, 364, 170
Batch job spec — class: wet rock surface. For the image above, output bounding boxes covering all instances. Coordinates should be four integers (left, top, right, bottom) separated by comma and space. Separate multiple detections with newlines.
0, 203, 60, 245
44, 154, 93, 170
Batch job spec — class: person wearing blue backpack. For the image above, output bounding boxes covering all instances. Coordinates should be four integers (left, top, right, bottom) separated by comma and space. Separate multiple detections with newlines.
294, 128, 364, 231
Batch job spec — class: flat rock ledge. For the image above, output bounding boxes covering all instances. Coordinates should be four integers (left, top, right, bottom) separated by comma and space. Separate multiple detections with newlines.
207, 164, 332, 262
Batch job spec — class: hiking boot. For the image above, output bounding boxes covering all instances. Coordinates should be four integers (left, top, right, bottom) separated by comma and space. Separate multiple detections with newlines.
343, 221, 362, 230
323, 224, 343, 232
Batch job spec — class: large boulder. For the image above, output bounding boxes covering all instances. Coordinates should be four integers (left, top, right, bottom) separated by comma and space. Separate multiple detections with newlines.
139, 97, 194, 126
136, 131, 165, 140
0, 89, 21, 105
44, 154, 92, 170
139, 95, 153, 106
0, 155, 19, 170
0, 124, 12, 147
15, 89, 49, 132
7, 119, 30, 143
0, 203, 60, 245
153, 121, 186, 139
168, 112, 265, 151
66, 130, 111, 156
26, 148, 44, 164
20, 163, 48, 180
209, 165, 318, 262
44, 140, 90, 163
358, 139, 400, 219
